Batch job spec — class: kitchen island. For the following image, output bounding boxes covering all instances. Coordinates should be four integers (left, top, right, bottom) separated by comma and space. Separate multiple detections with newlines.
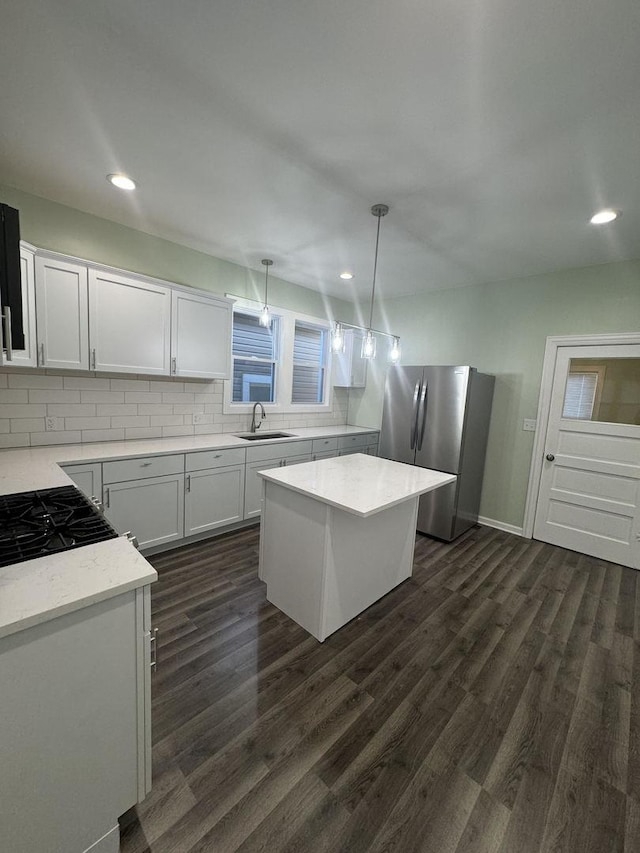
258, 453, 456, 642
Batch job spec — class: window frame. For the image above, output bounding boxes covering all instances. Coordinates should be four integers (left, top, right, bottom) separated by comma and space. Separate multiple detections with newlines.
223, 297, 334, 415
291, 320, 329, 406
230, 309, 280, 405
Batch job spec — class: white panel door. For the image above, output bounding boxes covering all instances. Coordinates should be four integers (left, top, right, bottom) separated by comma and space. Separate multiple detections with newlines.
35, 255, 89, 370
1, 247, 38, 367
332, 329, 367, 388
104, 473, 184, 549
184, 464, 245, 535
533, 344, 640, 569
244, 458, 283, 519
89, 270, 171, 375
171, 290, 232, 379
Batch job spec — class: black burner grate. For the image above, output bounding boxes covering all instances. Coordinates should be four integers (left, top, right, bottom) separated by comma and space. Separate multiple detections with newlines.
0, 485, 118, 568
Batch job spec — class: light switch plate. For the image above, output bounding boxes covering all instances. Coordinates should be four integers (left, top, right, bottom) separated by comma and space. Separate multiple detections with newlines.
523, 418, 537, 432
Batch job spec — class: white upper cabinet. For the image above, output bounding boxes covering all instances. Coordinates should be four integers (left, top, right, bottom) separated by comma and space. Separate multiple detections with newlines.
89, 270, 171, 375
170, 289, 233, 379
332, 329, 367, 388
35, 255, 89, 370
1, 245, 37, 367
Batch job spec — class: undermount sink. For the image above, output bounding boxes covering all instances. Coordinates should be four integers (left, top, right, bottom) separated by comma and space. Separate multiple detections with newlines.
235, 432, 294, 441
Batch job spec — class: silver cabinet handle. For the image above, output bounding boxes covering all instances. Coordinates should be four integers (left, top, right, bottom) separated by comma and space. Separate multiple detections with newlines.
1, 307, 12, 361
140, 462, 152, 467
171, 356, 177, 375
39, 342, 45, 366
214, 453, 222, 458
150, 627, 159, 671
185, 474, 191, 492
91, 348, 96, 370
104, 487, 110, 508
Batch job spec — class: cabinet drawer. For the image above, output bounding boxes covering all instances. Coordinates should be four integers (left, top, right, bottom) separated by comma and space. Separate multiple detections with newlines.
246, 439, 312, 464
337, 433, 377, 450
185, 447, 246, 472
311, 437, 338, 453
103, 454, 184, 483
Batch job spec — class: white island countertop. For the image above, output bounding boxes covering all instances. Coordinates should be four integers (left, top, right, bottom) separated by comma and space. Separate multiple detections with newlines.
258, 453, 456, 517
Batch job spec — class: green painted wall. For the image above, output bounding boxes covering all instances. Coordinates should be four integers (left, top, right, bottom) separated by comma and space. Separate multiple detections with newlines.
0, 184, 353, 321
348, 261, 640, 528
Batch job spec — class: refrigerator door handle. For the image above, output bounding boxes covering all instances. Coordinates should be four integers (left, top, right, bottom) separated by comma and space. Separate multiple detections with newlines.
410, 380, 422, 449
417, 382, 428, 450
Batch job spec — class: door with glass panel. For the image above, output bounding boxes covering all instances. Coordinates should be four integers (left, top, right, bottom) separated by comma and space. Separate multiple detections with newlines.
533, 344, 640, 568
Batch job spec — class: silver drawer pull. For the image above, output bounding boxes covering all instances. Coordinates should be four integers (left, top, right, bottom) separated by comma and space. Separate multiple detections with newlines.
150, 628, 158, 671
140, 462, 152, 467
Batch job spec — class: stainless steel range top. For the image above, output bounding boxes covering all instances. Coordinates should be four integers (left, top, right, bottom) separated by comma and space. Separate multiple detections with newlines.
0, 486, 118, 568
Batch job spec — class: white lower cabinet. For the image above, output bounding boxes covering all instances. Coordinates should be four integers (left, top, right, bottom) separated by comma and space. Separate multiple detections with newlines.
185, 464, 245, 535
0, 585, 152, 853
61, 462, 103, 500
104, 473, 185, 549
244, 452, 312, 519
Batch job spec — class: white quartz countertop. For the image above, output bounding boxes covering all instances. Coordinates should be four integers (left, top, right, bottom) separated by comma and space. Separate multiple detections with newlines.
258, 453, 457, 517
0, 424, 377, 639
0, 536, 157, 640
0, 425, 378, 496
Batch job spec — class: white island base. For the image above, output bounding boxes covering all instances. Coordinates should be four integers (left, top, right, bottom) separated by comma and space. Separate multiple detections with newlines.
258, 454, 456, 642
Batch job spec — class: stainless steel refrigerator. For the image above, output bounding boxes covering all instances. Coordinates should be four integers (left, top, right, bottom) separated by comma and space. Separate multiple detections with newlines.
379, 365, 495, 541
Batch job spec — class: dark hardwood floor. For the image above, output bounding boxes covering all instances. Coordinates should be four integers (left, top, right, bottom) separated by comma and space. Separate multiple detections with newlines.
119, 524, 640, 853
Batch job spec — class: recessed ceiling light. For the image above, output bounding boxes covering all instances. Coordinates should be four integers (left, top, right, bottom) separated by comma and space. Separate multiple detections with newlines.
339, 272, 354, 280
107, 173, 137, 191
590, 208, 620, 224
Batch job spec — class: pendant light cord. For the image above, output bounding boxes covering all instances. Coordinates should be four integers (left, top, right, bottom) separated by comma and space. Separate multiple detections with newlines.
368, 211, 383, 330
264, 264, 269, 306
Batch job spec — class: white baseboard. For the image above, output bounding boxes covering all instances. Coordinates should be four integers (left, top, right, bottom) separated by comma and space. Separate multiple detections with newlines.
477, 515, 525, 538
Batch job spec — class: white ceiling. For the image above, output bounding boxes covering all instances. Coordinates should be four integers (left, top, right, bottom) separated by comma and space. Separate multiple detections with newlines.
1, 0, 639, 301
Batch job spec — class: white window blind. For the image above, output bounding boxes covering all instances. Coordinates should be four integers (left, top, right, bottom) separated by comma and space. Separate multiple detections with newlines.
562, 372, 598, 419
292, 322, 327, 404
232, 312, 279, 402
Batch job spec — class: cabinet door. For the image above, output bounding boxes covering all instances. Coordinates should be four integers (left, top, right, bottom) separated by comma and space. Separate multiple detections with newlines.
332, 329, 367, 388
312, 450, 336, 461
171, 290, 232, 379
184, 464, 245, 536
244, 459, 282, 519
61, 462, 103, 500
104, 473, 184, 549
35, 255, 89, 370
89, 270, 171, 375
1, 247, 37, 367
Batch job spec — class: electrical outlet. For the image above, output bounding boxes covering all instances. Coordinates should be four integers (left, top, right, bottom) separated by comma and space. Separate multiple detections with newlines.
523, 418, 537, 432
193, 413, 205, 425
45, 416, 60, 431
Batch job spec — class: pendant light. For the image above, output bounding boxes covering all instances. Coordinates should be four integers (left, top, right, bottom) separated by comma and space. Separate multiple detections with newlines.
361, 204, 388, 359
259, 258, 273, 327
330, 203, 400, 363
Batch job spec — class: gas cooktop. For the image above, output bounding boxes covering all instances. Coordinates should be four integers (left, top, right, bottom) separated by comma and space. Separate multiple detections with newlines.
0, 485, 118, 568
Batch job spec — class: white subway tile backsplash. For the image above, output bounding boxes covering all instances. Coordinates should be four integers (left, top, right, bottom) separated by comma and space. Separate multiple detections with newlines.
48, 404, 97, 417
150, 415, 184, 426
110, 378, 151, 391
29, 390, 81, 404
30, 431, 83, 446
111, 415, 150, 428
0, 389, 29, 403
124, 392, 162, 404
63, 376, 111, 390
0, 370, 348, 448
96, 404, 138, 416
162, 425, 195, 437
64, 417, 112, 430
8, 374, 63, 389
81, 428, 126, 443
124, 427, 162, 440
10, 418, 46, 433
0, 433, 31, 447
0, 404, 47, 419
80, 391, 125, 404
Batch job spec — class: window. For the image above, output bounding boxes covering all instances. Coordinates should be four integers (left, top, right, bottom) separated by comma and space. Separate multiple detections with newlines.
224, 298, 333, 414
292, 322, 328, 404
232, 311, 279, 403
